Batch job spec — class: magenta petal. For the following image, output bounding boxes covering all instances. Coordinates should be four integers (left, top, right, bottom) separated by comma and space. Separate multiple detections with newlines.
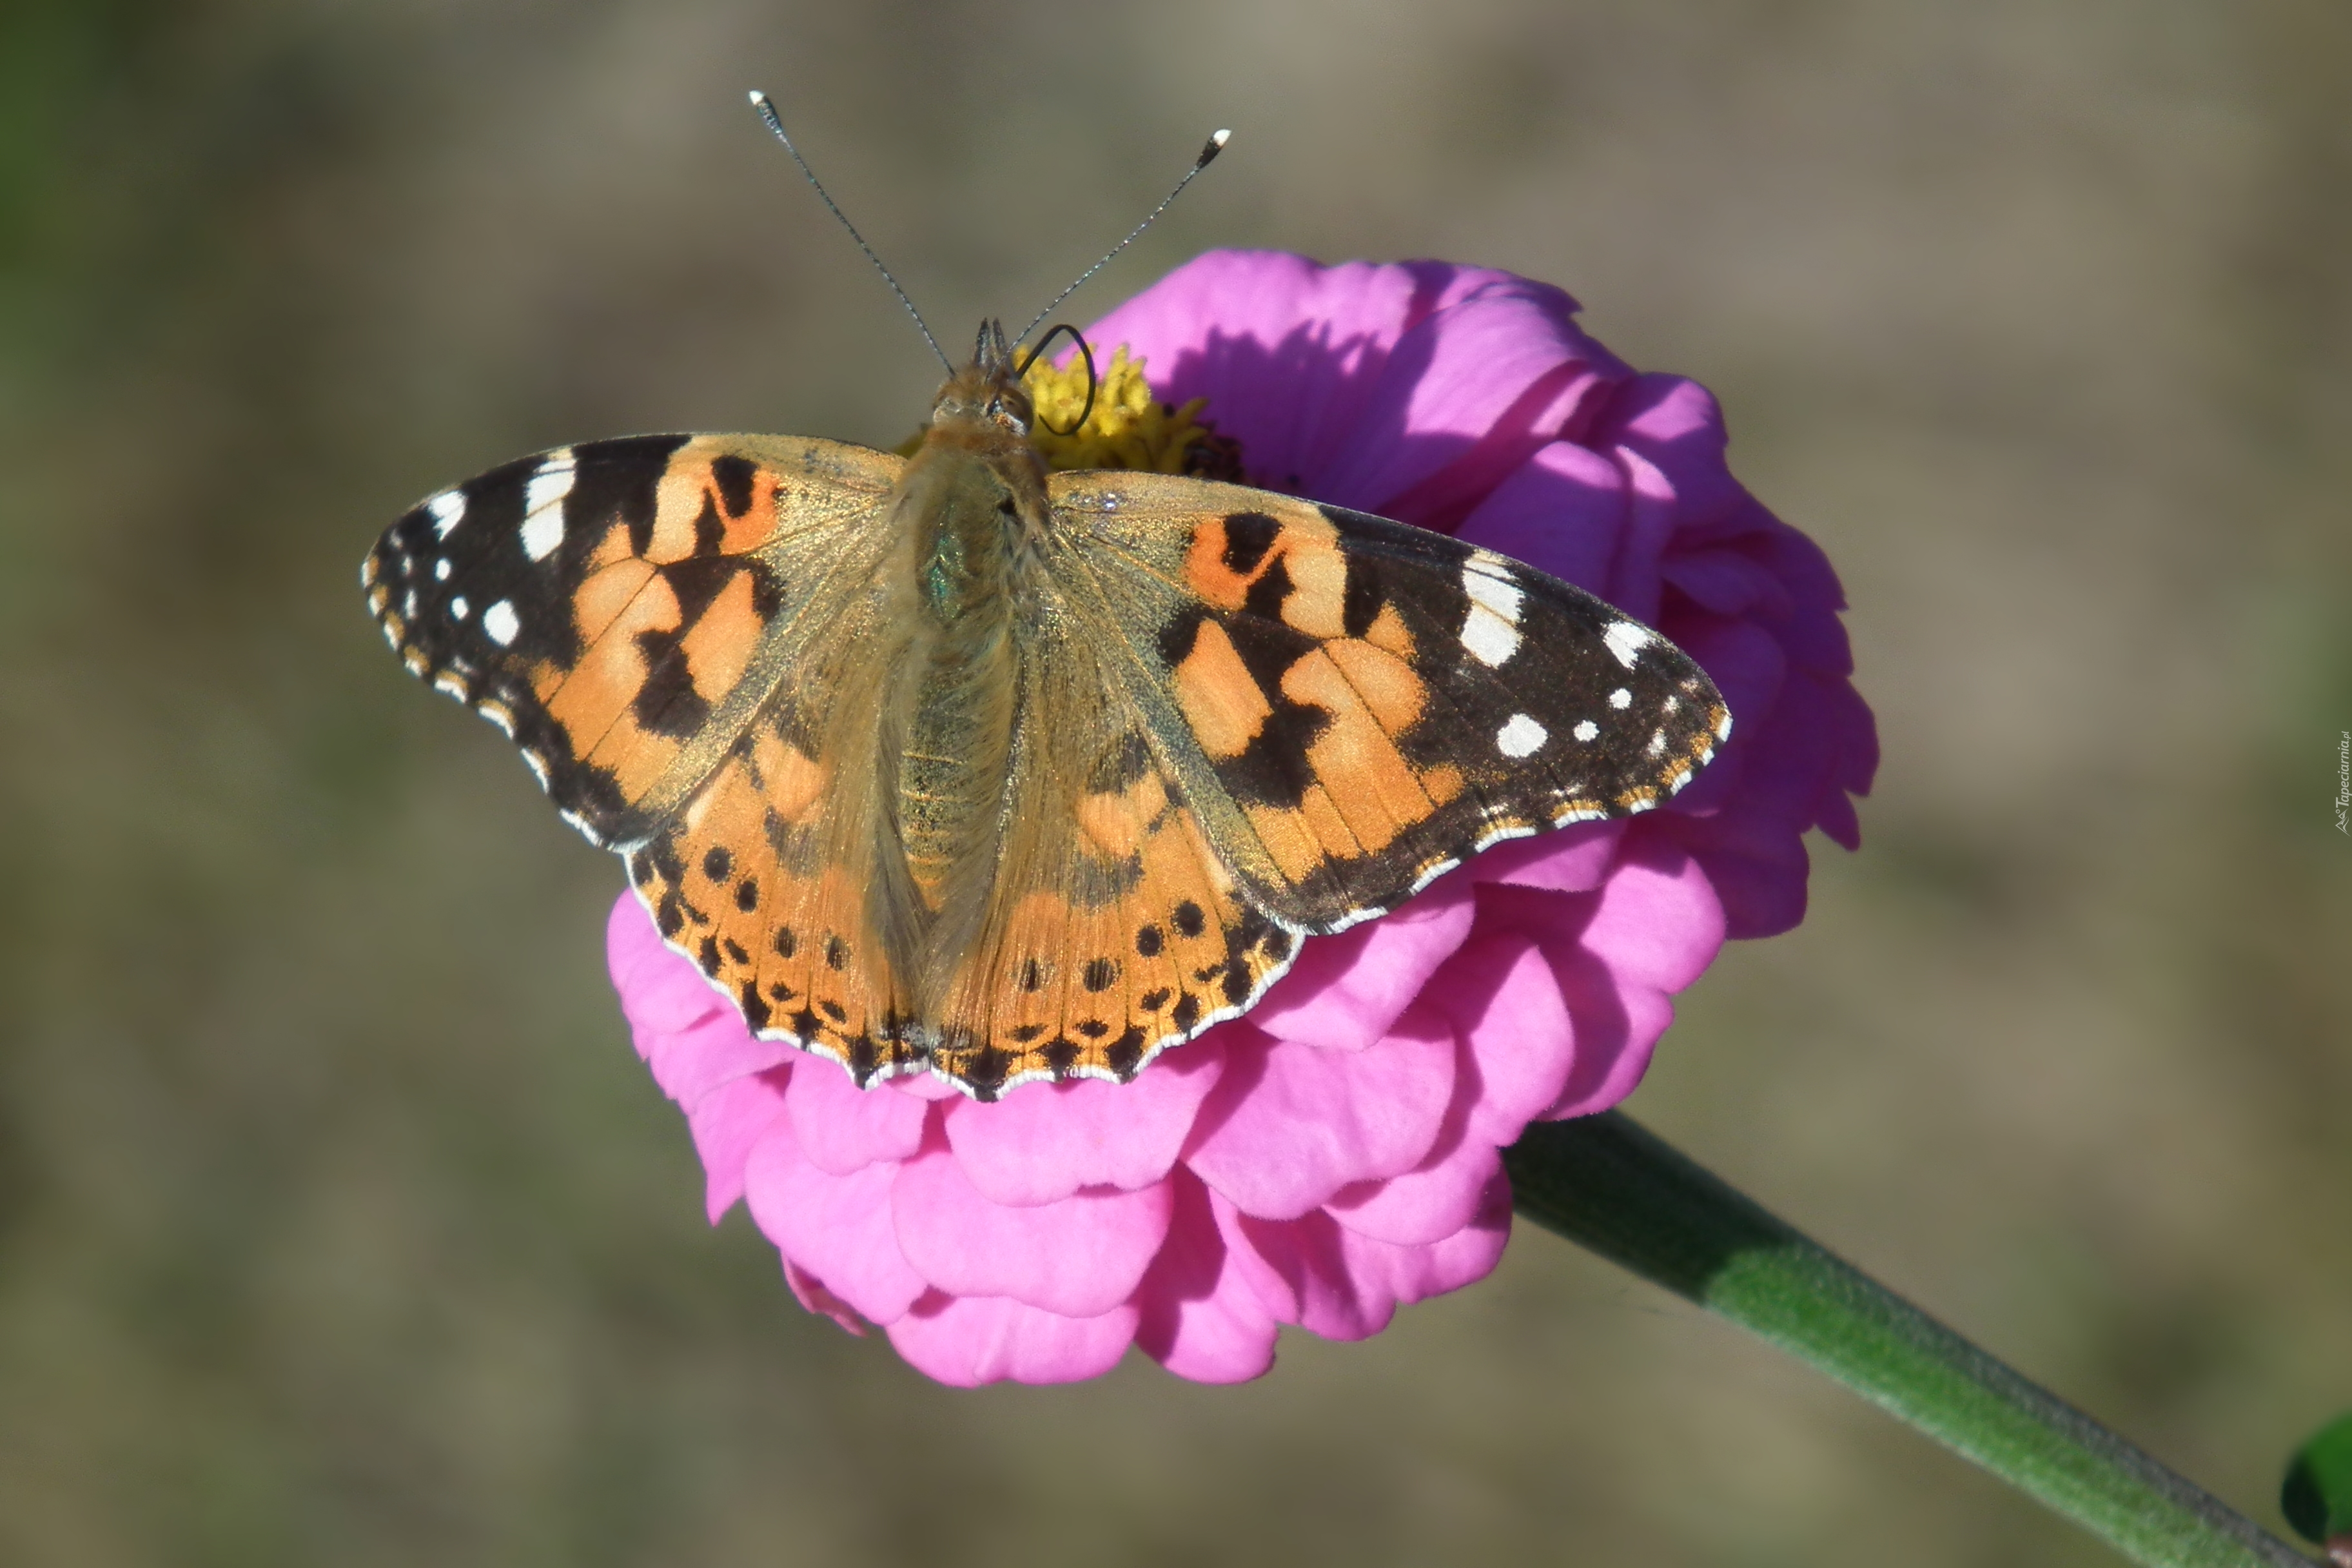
682, 1067, 794, 1221
943, 1039, 1224, 1205
1455, 440, 1629, 599
1185, 1012, 1456, 1219
1251, 876, 1475, 1050
784, 1048, 930, 1175
607, 895, 797, 1105
1132, 1171, 1280, 1384
1304, 287, 1618, 519
885, 1292, 1139, 1387
742, 1132, 928, 1326
1464, 821, 1625, 896
892, 1146, 1174, 1317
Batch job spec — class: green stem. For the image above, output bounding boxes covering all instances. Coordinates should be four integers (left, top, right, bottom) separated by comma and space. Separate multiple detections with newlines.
1504, 1113, 2313, 1567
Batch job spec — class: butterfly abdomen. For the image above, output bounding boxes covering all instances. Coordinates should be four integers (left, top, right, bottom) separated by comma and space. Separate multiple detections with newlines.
880, 412, 1048, 1004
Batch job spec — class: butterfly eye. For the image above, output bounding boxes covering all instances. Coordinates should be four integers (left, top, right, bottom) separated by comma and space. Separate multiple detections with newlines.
985, 397, 1004, 418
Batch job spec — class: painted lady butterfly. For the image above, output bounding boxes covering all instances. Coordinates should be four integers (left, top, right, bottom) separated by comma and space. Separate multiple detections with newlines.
364, 117, 1730, 1101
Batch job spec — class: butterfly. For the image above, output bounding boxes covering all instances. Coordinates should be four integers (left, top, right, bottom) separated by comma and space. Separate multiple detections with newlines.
364, 102, 1729, 1100
364, 312, 1729, 1099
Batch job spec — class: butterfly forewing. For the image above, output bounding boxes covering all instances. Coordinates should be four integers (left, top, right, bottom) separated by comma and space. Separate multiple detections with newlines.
366, 433, 905, 844
1048, 473, 1730, 933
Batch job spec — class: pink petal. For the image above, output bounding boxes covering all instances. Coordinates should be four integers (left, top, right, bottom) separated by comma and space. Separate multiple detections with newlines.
1250, 876, 1475, 1051
1184, 1012, 1456, 1220
1326, 1128, 1503, 1249
682, 1067, 794, 1220
1422, 925, 1583, 1149
1131, 1171, 1281, 1384
1538, 838, 1727, 1120
886, 1291, 1139, 1387
784, 1046, 931, 1174
742, 1132, 928, 1326
891, 1144, 1175, 1317
943, 1039, 1226, 1205
783, 1260, 867, 1337
607, 895, 797, 1106
1231, 1171, 1513, 1341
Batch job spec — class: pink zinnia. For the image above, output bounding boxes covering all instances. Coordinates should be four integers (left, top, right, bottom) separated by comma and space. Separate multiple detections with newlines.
607, 251, 1877, 1386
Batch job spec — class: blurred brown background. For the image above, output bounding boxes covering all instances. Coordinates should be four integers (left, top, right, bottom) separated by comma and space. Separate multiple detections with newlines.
3, 1, 2347, 1563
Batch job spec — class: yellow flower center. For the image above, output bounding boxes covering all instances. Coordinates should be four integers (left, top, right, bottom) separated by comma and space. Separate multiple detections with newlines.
1022, 344, 1215, 473
901, 343, 1240, 478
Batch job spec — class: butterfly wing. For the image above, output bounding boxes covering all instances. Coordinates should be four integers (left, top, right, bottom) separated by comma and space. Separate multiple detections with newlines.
1046, 471, 1731, 932
366, 432, 926, 1077
917, 471, 1731, 1096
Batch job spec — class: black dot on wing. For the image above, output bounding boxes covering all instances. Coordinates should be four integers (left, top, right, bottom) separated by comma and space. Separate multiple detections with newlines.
739, 981, 770, 1030
697, 936, 721, 975
819, 999, 847, 1023
1139, 988, 1172, 1012
1220, 962, 1252, 1006
1106, 1025, 1148, 1079
1082, 957, 1119, 992
824, 934, 848, 971
722, 937, 749, 965
1135, 923, 1164, 957
1075, 1019, 1110, 1039
1173, 901, 1206, 938
1018, 957, 1044, 992
1171, 992, 1201, 1032
734, 878, 759, 912
702, 847, 732, 881
1041, 1039, 1082, 1075
774, 925, 798, 958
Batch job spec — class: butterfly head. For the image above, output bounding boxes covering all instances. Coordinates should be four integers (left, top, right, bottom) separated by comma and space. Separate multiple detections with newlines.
927, 318, 1035, 440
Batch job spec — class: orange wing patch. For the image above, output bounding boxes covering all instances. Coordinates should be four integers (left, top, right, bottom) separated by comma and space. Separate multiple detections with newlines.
627, 712, 922, 1085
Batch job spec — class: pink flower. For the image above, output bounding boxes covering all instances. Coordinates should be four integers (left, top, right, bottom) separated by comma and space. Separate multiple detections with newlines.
607, 252, 1877, 1385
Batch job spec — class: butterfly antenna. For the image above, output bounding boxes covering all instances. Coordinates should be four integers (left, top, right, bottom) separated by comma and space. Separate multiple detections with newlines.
1014, 128, 1231, 349
748, 90, 952, 373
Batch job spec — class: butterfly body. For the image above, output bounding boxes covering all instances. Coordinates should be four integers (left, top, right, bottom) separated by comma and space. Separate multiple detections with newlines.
366, 322, 1731, 1099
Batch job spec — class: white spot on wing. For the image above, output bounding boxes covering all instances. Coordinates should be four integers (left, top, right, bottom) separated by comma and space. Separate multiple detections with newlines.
1460, 607, 1521, 667
1573, 719, 1600, 743
1609, 687, 1632, 710
1646, 729, 1667, 757
1496, 714, 1547, 758
483, 600, 520, 646
434, 557, 451, 582
1458, 558, 1525, 666
427, 491, 466, 538
1462, 559, 1524, 622
1603, 620, 1652, 668
520, 451, 575, 562
449, 595, 469, 620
